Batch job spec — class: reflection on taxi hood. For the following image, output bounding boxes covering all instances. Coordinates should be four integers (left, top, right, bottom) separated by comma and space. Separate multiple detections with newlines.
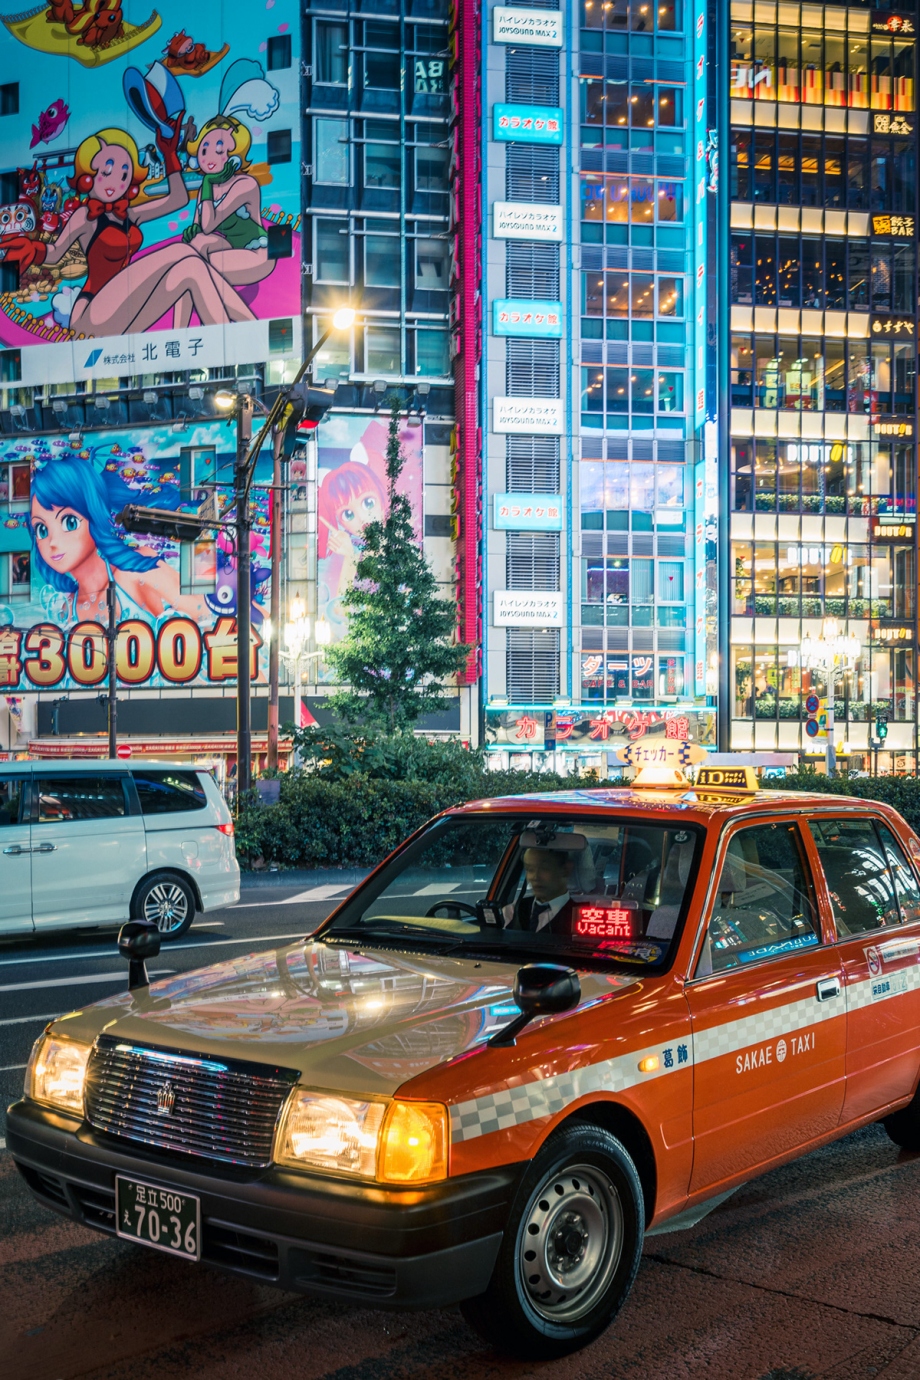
75, 941, 641, 1097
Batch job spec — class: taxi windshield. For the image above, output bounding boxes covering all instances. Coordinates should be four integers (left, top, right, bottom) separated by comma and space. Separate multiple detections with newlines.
325, 813, 702, 967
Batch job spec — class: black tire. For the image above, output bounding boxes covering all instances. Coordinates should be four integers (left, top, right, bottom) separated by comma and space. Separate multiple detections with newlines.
460, 1122, 645, 1360
131, 871, 196, 941
883, 1087, 920, 1150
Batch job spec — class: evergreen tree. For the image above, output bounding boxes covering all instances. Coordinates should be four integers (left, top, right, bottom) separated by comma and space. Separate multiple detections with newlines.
327, 400, 470, 732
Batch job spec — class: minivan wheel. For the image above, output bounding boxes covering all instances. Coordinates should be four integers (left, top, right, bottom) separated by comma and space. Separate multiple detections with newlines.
132, 871, 195, 940
460, 1123, 644, 1359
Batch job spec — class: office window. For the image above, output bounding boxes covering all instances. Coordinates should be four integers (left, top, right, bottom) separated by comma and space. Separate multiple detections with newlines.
415, 237, 449, 290
365, 325, 401, 374
414, 328, 449, 376
267, 130, 292, 165
364, 228, 401, 286
365, 140, 401, 189
0, 83, 18, 116
314, 118, 349, 184
315, 21, 347, 84
315, 219, 351, 283
266, 224, 292, 260
267, 34, 291, 70
415, 144, 449, 192
364, 23, 401, 89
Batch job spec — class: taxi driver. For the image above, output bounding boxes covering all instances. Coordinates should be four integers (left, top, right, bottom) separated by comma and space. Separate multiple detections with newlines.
503, 846, 576, 934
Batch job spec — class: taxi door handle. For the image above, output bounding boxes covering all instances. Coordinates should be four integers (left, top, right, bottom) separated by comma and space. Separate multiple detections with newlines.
34, 842, 56, 854
816, 977, 841, 1002
3, 844, 24, 855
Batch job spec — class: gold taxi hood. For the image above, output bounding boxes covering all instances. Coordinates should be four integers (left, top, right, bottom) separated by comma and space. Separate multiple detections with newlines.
55, 941, 640, 1098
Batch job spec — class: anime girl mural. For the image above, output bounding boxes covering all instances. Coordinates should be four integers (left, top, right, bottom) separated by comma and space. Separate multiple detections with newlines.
176, 112, 273, 325
316, 417, 423, 645
29, 453, 210, 624
0, 63, 256, 335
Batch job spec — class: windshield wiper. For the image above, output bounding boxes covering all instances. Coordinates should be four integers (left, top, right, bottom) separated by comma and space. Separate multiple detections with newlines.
324, 924, 460, 951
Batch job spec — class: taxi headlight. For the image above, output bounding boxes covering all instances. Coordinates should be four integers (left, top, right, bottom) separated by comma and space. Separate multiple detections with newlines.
379, 1101, 448, 1185
276, 1092, 385, 1178
25, 1032, 91, 1116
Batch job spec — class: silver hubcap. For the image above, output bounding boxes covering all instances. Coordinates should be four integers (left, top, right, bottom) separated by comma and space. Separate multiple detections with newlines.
143, 883, 189, 933
517, 1163, 623, 1323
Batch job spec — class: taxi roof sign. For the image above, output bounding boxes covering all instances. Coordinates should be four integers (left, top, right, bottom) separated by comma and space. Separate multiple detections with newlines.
694, 765, 759, 791
631, 765, 692, 789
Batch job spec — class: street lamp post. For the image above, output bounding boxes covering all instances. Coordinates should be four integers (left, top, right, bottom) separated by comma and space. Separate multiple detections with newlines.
799, 618, 861, 779
280, 601, 333, 699
216, 306, 355, 799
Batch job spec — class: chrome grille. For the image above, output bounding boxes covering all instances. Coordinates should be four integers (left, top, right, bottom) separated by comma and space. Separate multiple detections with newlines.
84, 1036, 297, 1168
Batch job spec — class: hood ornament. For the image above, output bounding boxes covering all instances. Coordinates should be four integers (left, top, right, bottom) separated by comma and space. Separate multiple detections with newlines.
156, 1082, 176, 1117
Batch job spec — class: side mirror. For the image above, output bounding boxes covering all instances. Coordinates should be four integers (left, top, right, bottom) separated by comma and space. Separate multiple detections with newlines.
488, 963, 581, 1047
118, 920, 161, 991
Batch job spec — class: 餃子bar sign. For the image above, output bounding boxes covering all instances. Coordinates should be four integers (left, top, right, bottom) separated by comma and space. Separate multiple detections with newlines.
0, 616, 260, 689
492, 7, 563, 46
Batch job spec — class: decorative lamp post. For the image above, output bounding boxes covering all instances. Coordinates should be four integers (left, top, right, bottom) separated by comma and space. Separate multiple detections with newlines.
799, 617, 861, 778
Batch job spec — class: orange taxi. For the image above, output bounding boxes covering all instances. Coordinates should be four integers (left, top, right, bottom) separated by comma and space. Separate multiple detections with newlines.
10, 770, 920, 1359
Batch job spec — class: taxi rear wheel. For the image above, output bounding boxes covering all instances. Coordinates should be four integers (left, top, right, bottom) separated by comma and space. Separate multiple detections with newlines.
883, 1090, 920, 1150
460, 1123, 644, 1359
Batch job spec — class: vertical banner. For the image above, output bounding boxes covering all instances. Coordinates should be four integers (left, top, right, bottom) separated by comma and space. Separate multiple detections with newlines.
693, 5, 708, 429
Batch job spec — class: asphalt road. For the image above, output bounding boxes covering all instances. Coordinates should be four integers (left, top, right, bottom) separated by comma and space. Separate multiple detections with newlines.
4, 885, 920, 1380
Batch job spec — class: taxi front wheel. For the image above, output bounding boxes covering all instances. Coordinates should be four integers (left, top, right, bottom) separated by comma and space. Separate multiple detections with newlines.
461, 1123, 644, 1359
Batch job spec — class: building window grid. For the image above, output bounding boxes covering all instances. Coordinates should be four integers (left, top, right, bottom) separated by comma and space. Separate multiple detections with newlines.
305, 7, 450, 379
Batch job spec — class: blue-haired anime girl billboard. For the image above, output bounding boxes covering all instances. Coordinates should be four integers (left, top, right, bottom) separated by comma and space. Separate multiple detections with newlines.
0, 1, 300, 386
0, 432, 270, 691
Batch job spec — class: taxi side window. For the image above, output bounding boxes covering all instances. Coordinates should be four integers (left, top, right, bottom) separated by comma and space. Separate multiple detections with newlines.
808, 818, 900, 936
877, 824, 920, 926
696, 823, 819, 977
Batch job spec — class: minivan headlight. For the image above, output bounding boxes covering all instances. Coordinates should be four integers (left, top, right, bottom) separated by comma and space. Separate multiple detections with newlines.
25, 1032, 92, 1116
275, 1091, 448, 1183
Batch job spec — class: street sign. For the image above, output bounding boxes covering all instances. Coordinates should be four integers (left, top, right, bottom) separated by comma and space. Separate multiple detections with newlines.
805, 719, 821, 738
805, 694, 820, 714
116, 744, 132, 759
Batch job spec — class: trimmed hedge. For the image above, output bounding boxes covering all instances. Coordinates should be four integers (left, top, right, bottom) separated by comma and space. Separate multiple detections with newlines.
237, 766, 592, 870
778, 770, 920, 833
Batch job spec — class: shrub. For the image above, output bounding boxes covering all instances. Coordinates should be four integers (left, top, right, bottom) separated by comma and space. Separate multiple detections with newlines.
780, 768, 920, 833
237, 730, 598, 869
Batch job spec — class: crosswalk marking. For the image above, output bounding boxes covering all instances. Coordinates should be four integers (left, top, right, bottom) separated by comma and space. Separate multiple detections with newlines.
0, 969, 173, 993
412, 883, 460, 896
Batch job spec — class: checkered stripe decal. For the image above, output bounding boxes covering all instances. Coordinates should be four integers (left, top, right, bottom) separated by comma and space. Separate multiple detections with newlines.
450, 1042, 679, 1143
692, 991, 841, 1064
847, 962, 920, 1013
450, 959, 920, 1144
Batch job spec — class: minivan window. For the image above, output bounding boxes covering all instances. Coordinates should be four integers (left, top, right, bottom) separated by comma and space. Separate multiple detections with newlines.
808, 817, 901, 935
35, 775, 127, 823
133, 770, 207, 814
0, 776, 23, 826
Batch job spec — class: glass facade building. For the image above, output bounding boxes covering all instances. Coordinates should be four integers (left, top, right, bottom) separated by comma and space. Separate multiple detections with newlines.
480, 0, 715, 759
725, 1, 919, 771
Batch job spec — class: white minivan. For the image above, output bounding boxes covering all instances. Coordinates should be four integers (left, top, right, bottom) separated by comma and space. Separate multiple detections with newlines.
0, 761, 240, 941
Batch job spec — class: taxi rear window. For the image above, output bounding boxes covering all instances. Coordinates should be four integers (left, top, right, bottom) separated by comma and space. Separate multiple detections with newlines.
326, 813, 703, 967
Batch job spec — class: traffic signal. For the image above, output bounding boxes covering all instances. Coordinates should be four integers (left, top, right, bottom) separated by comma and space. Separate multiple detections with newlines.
876, 717, 889, 740
115, 505, 210, 543
284, 381, 336, 433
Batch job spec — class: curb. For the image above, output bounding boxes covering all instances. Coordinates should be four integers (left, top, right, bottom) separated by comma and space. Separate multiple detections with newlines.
239, 867, 372, 889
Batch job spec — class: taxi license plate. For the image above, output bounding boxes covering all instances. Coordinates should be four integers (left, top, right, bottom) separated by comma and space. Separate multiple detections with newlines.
115, 1177, 200, 1261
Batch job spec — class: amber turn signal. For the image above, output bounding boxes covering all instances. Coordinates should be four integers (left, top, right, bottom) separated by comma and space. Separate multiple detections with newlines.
638, 1055, 660, 1074
378, 1100, 448, 1184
